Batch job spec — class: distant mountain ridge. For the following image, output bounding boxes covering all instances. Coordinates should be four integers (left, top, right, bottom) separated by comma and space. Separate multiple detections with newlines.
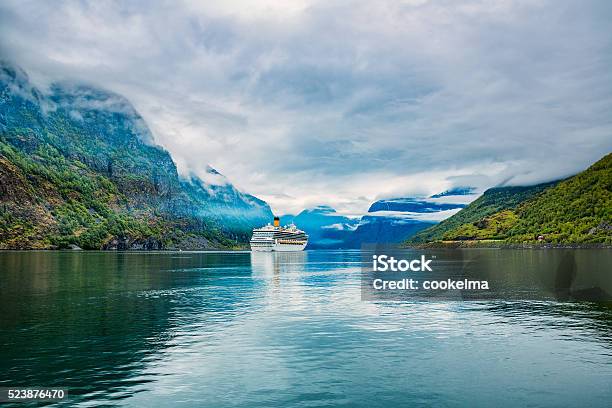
284, 190, 472, 249
0, 61, 272, 249
408, 153, 612, 245
281, 206, 359, 248
430, 187, 476, 198
351, 192, 469, 247
368, 198, 465, 213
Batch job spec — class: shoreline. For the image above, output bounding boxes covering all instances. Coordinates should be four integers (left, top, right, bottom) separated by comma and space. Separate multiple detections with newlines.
406, 241, 612, 250
2, 243, 611, 251
0, 248, 251, 252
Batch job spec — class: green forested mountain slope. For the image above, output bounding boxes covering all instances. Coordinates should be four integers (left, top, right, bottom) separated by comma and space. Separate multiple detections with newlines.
408, 181, 559, 243
0, 61, 272, 249
505, 153, 611, 243
410, 153, 612, 245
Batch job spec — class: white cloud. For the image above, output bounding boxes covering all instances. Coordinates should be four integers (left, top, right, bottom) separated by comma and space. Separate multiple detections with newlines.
363, 209, 463, 222
1, 0, 611, 215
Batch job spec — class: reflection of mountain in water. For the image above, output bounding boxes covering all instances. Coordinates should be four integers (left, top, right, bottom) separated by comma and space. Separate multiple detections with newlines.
456, 248, 612, 301
2, 250, 611, 407
554, 251, 611, 301
0, 252, 257, 404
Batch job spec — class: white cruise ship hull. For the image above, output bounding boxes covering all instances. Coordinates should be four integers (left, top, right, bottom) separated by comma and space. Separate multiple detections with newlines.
250, 241, 307, 252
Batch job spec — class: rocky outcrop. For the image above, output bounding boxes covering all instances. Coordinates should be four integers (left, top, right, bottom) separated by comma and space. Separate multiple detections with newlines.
102, 237, 164, 251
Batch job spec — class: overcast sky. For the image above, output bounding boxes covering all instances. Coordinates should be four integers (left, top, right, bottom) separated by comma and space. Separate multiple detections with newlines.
1, 0, 611, 215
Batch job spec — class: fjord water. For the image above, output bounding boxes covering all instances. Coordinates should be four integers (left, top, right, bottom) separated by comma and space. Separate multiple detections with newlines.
1, 250, 611, 407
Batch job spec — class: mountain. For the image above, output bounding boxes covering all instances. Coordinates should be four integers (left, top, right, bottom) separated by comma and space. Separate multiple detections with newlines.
409, 153, 612, 245
349, 194, 469, 246
281, 206, 359, 249
0, 61, 272, 249
180, 168, 271, 233
408, 181, 558, 243
287, 191, 471, 249
347, 215, 435, 246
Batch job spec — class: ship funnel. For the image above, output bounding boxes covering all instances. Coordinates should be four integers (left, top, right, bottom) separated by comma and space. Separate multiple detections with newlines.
273, 216, 280, 227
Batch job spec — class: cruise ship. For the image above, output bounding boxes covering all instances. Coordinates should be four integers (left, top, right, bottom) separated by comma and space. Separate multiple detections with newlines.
250, 217, 308, 252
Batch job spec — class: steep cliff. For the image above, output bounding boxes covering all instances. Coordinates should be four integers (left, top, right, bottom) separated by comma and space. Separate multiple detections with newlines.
0, 61, 272, 249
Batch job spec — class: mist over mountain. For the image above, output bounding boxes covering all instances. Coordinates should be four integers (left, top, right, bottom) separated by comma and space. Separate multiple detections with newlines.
284, 191, 472, 249
347, 192, 470, 247
280, 206, 359, 249
1, 0, 611, 216
368, 197, 467, 213
430, 187, 477, 198
0, 61, 272, 249
409, 153, 612, 245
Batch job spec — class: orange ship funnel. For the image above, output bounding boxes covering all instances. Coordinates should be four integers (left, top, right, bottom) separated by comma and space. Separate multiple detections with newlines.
273, 216, 280, 227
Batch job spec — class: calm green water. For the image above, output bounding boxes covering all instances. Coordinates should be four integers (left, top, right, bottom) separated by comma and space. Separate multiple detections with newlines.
1, 250, 611, 407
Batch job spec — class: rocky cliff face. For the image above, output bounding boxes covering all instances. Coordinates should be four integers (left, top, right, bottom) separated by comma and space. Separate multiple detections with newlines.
0, 61, 272, 249
180, 169, 271, 235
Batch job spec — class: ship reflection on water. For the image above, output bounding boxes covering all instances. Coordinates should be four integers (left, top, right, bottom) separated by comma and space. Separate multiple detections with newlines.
250, 251, 308, 286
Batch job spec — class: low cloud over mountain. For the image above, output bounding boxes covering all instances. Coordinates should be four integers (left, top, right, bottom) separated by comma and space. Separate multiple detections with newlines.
1, 1, 611, 215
